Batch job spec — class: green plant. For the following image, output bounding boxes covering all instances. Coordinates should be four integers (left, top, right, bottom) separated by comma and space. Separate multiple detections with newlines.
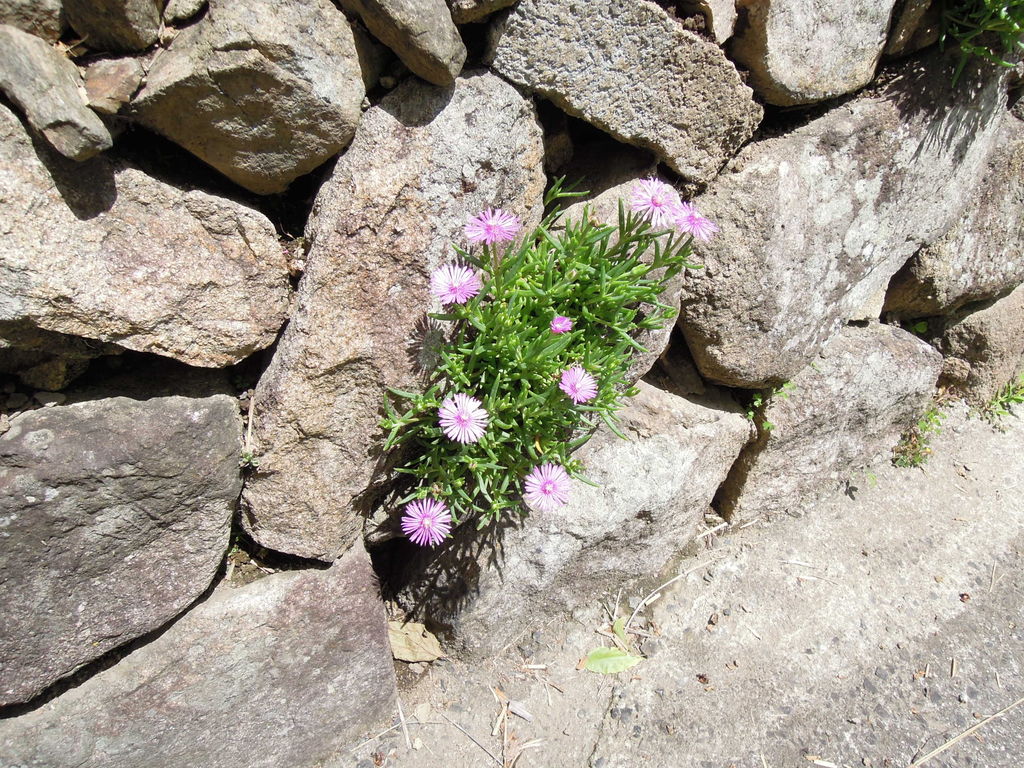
744, 380, 796, 433
940, 0, 1024, 84
981, 373, 1024, 423
381, 180, 701, 529
893, 402, 947, 467
238, 449, 260, 470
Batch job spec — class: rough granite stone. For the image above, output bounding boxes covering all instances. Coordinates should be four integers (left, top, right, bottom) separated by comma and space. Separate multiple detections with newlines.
0, 395, 241, 705
677, 51, 1010, 388
340, 0, 466, 86
488, 0, 762, 184
0, 543, 397, 767
63, 0, 161, 52
717, 324, 942, 524
884, 114, 1024, 318
396, 381, 752, 657
0, 0, 64, 42
83, 57, 146, 115
241, 72, 546, 560
0, 103, 291, 368
934, 284, 1024, 404
731, 0, 899, 105
0, 25, 112, 161
163, 0, 206, 24
133, 0, 365, 194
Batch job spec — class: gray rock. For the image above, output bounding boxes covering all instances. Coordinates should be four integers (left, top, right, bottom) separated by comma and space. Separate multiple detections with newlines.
0, 25, 112, 161
677, 51, 1010, 388
163, 0, 206, 24
340, 0, 466, 85
685, 0, 737, 44
447, 0, 516, 24
241, 72, 546, 561
487, 0, 762, 184
885, 0, 940, 58
83, 56, 146, 115
63, 0, 160, 52
0, 103, 291, 368
716, 324, 942, 524
731, 0, 899, 106
0, 543, 397, 767
934, 284, 1024, 405
398, 381, 752, 657
884, 115, 1024, 318
0, 395, 241, 705
133, 0, 365, 194
0, 0, 64, 42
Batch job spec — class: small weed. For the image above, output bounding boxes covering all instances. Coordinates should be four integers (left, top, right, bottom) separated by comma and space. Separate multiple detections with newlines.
980, 373, 1024, 424
744, 380, 796, 433
893, 402, 948, 468
239, 449, 260, 470
940, 0, 1024, 85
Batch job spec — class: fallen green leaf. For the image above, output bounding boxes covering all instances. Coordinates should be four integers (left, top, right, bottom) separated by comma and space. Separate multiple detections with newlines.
584, 646, 643, 675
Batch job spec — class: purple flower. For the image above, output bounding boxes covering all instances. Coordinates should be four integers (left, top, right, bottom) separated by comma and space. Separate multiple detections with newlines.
430, 264, 481, 305
523, 462, 571, 513
629, 177, 682, 228
550, 315, 573, 334
559, 365, 598, 404
401, 497, 452, 547
465, 208, 522, 245
438, 393, 489, 444
674, 202, 720, 242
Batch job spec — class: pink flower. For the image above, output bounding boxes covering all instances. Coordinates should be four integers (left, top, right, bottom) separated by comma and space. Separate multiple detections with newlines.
559, 365, 598, 404
523, 462, 571, 513
630, 177, 683, 228
430, 264, 481, 305
438, 393, 489, 444
465, 208, 522, 245
550, 315, 573, 334
674, 202, 719, 242
401, 497, 452, 547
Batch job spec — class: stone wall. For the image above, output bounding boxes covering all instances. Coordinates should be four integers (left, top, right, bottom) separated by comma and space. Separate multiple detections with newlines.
1, 0, 1022, 763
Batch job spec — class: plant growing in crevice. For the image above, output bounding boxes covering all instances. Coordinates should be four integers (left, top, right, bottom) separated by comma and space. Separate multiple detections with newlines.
743, 380, 796, 433
980, 373, 1024, 425
893, 398, 949, 467
381, 178, 714, 541
940, 0, 1024, 84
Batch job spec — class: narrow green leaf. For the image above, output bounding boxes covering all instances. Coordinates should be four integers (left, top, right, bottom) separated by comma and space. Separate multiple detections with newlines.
584, 647, 643, 675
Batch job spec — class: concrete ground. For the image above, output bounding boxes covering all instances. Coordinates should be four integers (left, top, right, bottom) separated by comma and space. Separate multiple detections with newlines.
347, 403, 1023, 768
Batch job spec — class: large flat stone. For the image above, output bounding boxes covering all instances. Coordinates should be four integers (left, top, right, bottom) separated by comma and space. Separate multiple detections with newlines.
133, 0, 364, 194
0, 395, 241, 706
717, 323, 942, 524
677, 51, 1010, 388
0, 25, 112, 161
0, 103, 291, 368
240, 71, 546, 560
487, 0, 762, 184
396, 381, 752, 657
884, 113, 1024, 317
0, 543, 397, 767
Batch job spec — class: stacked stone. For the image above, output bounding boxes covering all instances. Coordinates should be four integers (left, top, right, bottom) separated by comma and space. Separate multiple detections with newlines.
1, 1, 1022, 763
